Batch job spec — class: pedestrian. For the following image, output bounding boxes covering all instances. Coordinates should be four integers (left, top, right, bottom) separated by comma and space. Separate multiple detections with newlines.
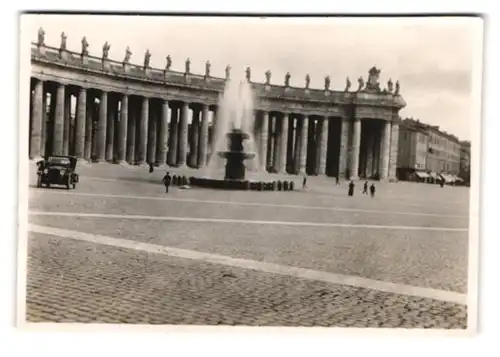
440, 179, 445, 188
370, 183, 376, 198
149, 163, 154, 173
348, 180, 355, 196
335, 176, 340, 186
302, 173, 308, 189
363, 181, 368, 195
162, 171, 171, 194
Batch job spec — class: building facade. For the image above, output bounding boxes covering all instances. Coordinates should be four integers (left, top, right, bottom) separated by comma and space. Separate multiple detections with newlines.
396, 119, 429, 180
396, 118, 462, 180
459, 140, 471, 184
28, 30, 406, 179
426, 127, 461, 175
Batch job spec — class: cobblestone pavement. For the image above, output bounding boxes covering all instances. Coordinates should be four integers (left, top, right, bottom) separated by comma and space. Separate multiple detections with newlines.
27, 234, 467, 328
25, 163, 470, 328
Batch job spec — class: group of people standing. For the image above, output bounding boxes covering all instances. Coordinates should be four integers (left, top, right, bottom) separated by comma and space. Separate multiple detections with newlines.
349, 180, 376, 198
302, 173, 376, 198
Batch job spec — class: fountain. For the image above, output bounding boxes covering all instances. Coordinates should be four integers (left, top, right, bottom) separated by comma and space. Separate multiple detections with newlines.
218, 129, 255, 181
174, 77, 296, 192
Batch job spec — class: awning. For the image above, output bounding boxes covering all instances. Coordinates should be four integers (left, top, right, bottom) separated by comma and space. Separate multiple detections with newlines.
455, 177, 464, 182
414, 171, 430, 178
440, 174, 454, 183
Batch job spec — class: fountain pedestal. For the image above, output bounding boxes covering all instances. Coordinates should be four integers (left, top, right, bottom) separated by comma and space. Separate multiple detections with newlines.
218, 129, 255, 181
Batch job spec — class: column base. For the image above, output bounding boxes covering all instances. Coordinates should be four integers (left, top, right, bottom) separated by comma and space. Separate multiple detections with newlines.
154, 163, 170, 169
116, 160, 129, 166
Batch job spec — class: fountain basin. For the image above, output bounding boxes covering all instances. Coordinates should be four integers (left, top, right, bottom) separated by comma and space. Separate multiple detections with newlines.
170, 175, 296, 191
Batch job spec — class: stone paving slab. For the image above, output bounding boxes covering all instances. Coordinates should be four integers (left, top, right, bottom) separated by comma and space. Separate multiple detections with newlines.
26, 233, 467, 328
28, 163, 470, 216
27, 216, 469, 294
29, 192, 467, 229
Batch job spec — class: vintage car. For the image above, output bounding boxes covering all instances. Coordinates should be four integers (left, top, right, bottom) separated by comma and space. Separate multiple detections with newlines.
36, 155, 79, 189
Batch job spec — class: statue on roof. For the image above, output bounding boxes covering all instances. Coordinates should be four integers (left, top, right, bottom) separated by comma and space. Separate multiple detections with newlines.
60, 32, 67, 50
265, 70, 271, 85
324, 76, 331, 91
185, 58, 191, 74
246, 66, 251, 82
345, 77, 351, 91
124, 46, 132, 63
387, 78, 394, 93
37, 27, 45, 46
366, 66, 381, 91
305, 74, 310, 89
357, 76, 364, 92
165, 55, 172, 70
285, 72, 291, 87
144, 49, 151, 68
81, 36, 89, 56
394, 80, 400, 95
102, 41, 111, 59
225, 64, 231, 80
205, 60, 211, 77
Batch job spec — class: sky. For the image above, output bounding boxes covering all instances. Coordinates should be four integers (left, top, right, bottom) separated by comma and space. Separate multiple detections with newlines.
23, 15, 483, 141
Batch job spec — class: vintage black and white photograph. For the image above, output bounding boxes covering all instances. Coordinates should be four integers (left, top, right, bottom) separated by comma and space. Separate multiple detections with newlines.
18, 14, 482, 331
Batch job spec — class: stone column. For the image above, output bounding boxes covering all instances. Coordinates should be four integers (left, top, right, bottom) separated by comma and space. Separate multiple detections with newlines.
40, 91, 47, 157
379, 120, 391, 179
338, 117, 349, 178
116, 94, 128, 164
198, 104, 209, 168
74, 87, 86, 159
267, 115, 274, 170
106, 96, 116, 162
293, 118, 301, 174
317, 116, 329, 175
388, 122, 399, 180
52, 83, 65, 155
96, 91, 107, 162
298, 116, 309, 174
272, 116, 280, 172
126, 98, 136, 164
62, 92, 71, 155
372, 128, 380, 176
147, 100, 157, 165
349, 118, 361, 179
168, 105, 178, 166
156, 99, 169, 166
84, 94, 93, 161
259, 111, 269, 171
278, 113, 289, 174
210, 107, 218, 156
365, 131, 375, 178
189, 108, 200, 167
177, 102, 189, 168
30, 79, 44, 159
136, 97, 149, 165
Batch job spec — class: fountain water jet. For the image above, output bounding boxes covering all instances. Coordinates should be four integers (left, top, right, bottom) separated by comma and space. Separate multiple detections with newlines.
205, 79, 260, 177
183, 76, 296, 191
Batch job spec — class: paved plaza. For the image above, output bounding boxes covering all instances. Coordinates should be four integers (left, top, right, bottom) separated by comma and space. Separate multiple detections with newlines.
25, 163, 470, 328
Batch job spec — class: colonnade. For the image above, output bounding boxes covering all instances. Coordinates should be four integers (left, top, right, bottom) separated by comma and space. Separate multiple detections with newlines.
29, 78, 398, 179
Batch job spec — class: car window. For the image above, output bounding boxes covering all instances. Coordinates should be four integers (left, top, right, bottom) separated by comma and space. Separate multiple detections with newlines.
47, 157, 71, 166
